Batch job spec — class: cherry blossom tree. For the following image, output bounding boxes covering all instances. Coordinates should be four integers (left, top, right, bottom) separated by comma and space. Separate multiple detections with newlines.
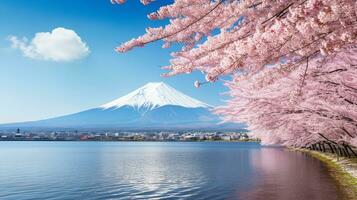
216, 47, 357, 147
111, 0, 357, 148
112, 0, 356, 79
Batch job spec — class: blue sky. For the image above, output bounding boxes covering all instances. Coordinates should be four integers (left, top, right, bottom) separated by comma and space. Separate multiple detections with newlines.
0, 0, 228, 123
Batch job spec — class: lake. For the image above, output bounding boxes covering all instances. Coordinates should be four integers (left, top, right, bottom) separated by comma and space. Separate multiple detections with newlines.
0, 142, 345, 200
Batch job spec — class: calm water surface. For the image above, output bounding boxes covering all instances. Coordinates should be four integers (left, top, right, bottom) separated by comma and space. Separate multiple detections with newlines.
0, 142, 344, 200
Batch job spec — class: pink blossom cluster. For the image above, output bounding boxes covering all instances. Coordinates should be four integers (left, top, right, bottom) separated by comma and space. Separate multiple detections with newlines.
216, 47, 357, 147
113, 0, 357, 147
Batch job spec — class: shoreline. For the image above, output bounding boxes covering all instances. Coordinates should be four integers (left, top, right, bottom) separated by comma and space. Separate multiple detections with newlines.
0, 139, 260, 142
293, 148, 357, 199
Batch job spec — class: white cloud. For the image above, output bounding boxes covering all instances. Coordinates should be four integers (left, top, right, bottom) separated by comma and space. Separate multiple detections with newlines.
9, 27, 90, 62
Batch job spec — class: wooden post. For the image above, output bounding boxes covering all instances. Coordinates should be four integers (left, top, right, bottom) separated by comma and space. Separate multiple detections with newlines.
316, 143, 321, 151
319, 143, 323, 152
343, 147, 349, 157
342, 144, 351, 158
337, 146, 342, 156
332, 144, 338, 155
327, 142, 335, 154
321, 142, 326, 152
339, 146, 347, 157
337, 149, 339, 161
345, 145, 357, 157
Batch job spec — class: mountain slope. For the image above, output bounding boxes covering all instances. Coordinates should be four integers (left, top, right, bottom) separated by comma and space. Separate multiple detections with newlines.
0, 82, 243, 130
100, 82, 210, 110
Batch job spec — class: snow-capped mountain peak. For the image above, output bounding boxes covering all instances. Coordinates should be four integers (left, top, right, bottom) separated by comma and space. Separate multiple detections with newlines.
100, 82, 211, 110
1, 82, 245, 130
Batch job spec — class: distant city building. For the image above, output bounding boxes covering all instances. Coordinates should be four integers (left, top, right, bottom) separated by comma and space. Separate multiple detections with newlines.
0, 129, 255, 142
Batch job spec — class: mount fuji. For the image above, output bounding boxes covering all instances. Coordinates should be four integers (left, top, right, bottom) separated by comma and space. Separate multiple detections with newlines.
1, 82, 243, 130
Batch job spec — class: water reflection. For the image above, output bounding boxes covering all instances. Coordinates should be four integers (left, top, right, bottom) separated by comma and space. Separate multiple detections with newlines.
239, 148, 345, 200
0, 142, 345, 200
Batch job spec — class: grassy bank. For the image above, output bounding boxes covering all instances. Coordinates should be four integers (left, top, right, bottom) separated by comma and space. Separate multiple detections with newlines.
293, 148, 357, 199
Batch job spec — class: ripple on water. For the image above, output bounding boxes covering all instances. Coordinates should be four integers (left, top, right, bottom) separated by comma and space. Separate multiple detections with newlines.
0, 142, 346, 200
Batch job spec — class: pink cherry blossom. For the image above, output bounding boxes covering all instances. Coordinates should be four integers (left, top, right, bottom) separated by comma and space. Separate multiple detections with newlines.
113, 0, 357, 147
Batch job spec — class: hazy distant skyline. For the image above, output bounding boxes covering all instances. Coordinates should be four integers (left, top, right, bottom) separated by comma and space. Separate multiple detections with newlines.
0, 0, 229, 123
